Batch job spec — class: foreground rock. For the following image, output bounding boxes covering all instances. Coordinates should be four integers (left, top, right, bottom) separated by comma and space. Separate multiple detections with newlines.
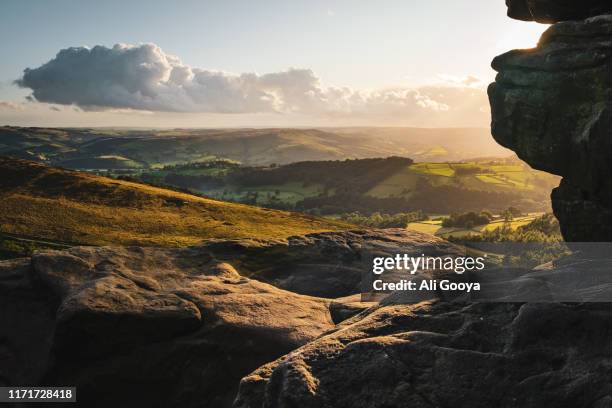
2, 229, 456, 407
235, 299, 612, 408
0, 246, 342, 408
506, 0, 612, 23
203, 229, 464, 298
489, 15, 612, 242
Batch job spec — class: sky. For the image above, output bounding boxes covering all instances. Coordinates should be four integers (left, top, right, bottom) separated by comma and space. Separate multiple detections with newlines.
0, 0, 547, 128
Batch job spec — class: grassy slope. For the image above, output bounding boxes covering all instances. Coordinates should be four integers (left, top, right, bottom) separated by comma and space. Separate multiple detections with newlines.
407, 214, 540, 239
0, 157, 350, 247
366, 161, 559, 198
199, 159, 557, 206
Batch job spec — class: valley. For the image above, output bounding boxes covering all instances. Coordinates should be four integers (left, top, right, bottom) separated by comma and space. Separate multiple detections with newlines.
0, 126, 560, 259
132, 155, 559, 216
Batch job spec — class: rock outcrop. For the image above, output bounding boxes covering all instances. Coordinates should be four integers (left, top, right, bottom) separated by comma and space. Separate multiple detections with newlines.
233, 5, 612, 408
202, 229, 464, 298
506, 0, 612, 23
235, 300, 612, 408
0, 245, 341, 408
0, 229, 459, 407
489, 14, 612, 242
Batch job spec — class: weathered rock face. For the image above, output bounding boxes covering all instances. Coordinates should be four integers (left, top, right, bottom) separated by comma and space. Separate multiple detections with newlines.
235, 300, 612, 408
506, 0, 612, 23
203, 229, 464, 298
2, 229, 457, 407
230, 6, 612, 408
489, 15, 612, 242
0, 245, 341, 408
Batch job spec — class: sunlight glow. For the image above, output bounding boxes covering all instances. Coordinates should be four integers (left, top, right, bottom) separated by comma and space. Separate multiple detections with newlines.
494, 21, 550, 54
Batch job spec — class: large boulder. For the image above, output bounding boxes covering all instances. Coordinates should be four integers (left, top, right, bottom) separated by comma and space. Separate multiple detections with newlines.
1, 229, 454, 407
489, 15, 612, 242
235, 300, 612, 408
0, 245, 340, 408
506, 0, 612, 23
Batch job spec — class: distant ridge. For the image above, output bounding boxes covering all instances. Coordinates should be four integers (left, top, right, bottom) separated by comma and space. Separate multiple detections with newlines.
0, 126, 511, 168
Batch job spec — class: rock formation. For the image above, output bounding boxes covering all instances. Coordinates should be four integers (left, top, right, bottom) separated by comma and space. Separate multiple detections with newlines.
506, 0, 612, 23
489, 9, 612, 242
0, 229, 461, 408
203, 229, 463, 298
235, 300, 612, 408
233, 3, 612, 408
0, 245, 340, 407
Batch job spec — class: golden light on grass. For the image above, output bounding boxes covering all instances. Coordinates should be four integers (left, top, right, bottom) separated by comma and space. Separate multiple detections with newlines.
0, 158, 351, 247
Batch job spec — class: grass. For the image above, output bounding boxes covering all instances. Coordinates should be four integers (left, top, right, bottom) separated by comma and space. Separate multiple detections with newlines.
0, 157, 351, 247
411, 163, 455, 177
423, 146, 448, 156
206, 182, 324, 206
367, 160, 559, 198
366, 165, 419, 197
476, 174, 505, 185
407, 214, 541, 239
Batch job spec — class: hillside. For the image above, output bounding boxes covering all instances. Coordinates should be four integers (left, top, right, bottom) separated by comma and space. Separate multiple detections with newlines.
138, 156, 560, 215
0, 126, 511, 168
0, 157, 349, 248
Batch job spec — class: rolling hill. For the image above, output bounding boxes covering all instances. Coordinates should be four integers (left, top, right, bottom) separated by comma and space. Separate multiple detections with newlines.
0, 126, 511, 168
0, 157, 350, 248
139, 156, 560, 215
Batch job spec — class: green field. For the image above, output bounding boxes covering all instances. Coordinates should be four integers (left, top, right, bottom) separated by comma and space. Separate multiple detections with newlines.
131, 156, 559, 216
407, 213, 542, 239
207, 182, 326, 206
366, 161, 557, 198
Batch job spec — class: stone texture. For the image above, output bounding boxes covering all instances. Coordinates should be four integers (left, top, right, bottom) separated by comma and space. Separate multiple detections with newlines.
5, 233, 612, 407
203, 229, 464, 298
0, 246, 337, 408
235, 300, 612, 408
506, 0, 612, 23
0, 229, 453, 407
489, 15, 612, 242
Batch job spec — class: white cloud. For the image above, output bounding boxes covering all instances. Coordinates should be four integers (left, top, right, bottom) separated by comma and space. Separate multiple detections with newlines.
15, 43, 488, 125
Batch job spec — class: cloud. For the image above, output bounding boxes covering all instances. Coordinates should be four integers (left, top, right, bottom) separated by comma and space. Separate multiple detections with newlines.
435, 74, 484, 88
15, 43, 488, 124
0, 100, 24, 111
